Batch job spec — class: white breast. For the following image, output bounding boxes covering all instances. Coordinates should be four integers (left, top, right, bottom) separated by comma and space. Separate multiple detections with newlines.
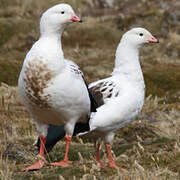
18, 39, 90, 126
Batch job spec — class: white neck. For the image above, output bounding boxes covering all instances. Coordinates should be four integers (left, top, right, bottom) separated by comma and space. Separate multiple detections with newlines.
40, 30, 62, 43
40, 23, 66, 37
37, 27, 64, 60
112, 40, 144, 83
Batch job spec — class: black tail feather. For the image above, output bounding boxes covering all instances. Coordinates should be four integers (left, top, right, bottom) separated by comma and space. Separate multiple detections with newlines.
37, 125, 65, 153
37, 122, 90, 152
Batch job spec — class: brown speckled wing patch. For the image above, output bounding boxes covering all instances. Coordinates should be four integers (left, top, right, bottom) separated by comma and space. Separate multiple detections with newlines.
23, 59, 53, 108
89, 81, 119, 108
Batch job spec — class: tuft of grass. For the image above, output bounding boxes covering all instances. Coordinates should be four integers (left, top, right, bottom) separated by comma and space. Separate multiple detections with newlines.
0, 156, 14, 180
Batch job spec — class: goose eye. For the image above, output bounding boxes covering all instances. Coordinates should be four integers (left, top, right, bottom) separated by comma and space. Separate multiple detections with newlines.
139, 33, 143, 36
61, 11, 65, 14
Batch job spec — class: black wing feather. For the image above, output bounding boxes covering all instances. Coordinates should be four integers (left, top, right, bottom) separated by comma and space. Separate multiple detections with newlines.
82, 76, 99, 112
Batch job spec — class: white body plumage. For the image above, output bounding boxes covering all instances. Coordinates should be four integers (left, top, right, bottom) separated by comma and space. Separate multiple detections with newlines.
79, 28, 158, 144
18, 4, 90, 138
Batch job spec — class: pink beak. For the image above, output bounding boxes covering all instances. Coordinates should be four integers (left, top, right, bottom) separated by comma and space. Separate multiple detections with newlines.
149, 36, 159, 43
71, 15, 82, 22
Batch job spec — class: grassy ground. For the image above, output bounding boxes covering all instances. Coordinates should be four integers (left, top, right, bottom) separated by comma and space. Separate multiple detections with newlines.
0, 0, 180, 179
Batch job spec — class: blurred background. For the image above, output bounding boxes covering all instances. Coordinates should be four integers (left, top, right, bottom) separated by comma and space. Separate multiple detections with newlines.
0, 0, 179, 102
0, 0, 179, 179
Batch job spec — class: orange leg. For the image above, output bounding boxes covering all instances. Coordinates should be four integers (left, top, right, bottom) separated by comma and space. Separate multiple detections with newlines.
106, 144, 118, 169
22, 136, 47, 171
51, 136, 71, 167
94, 141, 103, 168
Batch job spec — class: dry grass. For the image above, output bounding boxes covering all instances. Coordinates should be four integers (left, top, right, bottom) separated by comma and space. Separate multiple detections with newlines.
0, 0, 180, 179
0, 86, 179, 179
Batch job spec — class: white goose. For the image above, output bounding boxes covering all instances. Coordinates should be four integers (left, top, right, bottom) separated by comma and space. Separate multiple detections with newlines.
78, 27, 159, 168
18, 4, 92, 171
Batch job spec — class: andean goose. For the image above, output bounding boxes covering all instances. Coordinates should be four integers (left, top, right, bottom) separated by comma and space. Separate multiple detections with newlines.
18, 3, 96, 171
37, 27, 159, 169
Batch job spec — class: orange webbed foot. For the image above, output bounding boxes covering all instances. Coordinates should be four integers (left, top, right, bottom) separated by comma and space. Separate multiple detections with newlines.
22, 159, 46, 171
107, 161, 119, 169
50, 160, 69, 167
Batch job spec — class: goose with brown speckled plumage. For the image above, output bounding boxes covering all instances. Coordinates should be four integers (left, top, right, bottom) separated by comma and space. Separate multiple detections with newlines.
18, 3, 95, 171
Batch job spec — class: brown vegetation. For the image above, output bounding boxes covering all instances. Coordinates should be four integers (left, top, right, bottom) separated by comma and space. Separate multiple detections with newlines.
0, 0, 179, 179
